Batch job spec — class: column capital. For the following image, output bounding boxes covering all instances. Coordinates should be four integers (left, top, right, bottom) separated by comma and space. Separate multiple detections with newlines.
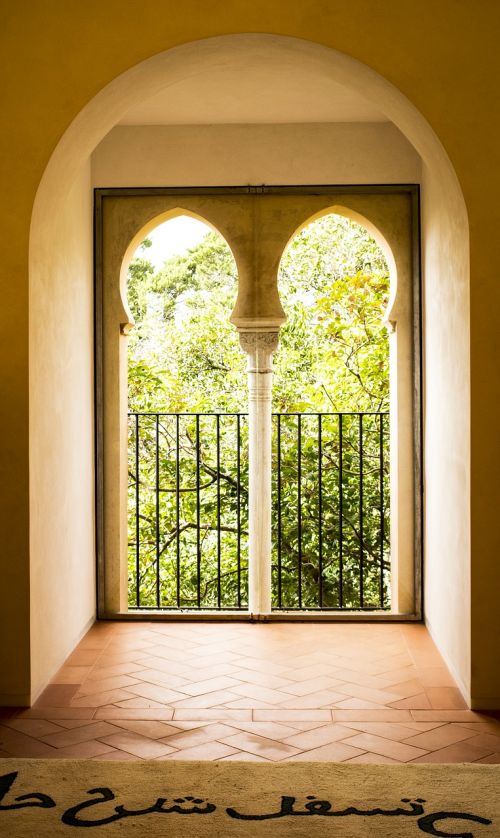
238, 330, 279, 373
238, 330, 279, 354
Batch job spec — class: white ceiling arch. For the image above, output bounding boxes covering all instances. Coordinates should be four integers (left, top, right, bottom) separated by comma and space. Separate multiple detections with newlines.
32, 33, 465, 207
119, 49, 387, 124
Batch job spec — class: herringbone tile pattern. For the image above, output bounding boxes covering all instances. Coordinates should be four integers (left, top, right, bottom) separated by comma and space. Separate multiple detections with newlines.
1, 622, 499, 763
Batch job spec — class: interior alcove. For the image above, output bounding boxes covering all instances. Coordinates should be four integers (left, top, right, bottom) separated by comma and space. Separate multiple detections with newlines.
28, 35, 470, 706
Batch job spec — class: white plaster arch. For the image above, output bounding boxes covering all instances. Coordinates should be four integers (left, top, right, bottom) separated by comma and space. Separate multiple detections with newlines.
278, 204, 397, 316
30, 34, 468, 232
119, 207, 239, 329
28, 33, 471, 701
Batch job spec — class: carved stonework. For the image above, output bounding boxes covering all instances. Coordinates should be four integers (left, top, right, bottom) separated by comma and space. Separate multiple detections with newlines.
238, 331, 279, 374
238, 331, 279, 356
120, 321, 135, 336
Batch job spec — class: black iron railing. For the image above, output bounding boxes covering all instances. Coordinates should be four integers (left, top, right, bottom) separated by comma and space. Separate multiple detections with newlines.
272, 412, 390, 611
128, 413, 248, 610
128, 411, 389, 611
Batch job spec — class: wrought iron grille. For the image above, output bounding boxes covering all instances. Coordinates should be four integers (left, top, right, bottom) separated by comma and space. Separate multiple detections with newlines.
272, 412, 390, 611
128, 413, 248, 610
128, 411, 389, 611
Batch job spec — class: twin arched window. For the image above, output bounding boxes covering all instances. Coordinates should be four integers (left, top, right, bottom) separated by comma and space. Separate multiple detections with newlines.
96, 187, 418, 619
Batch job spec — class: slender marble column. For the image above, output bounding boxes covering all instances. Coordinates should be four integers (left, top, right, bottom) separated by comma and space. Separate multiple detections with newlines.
238, 330, 279, 615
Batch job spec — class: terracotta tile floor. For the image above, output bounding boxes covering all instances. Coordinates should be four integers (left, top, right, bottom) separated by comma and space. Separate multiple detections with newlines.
1, 621, 499, 763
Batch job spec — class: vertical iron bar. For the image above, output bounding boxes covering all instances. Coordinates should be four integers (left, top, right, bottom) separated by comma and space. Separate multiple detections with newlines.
155, 415, 160, 609
135, 413, 140, 608
216, 414, 221, 609
318, 414, 323, 608
196, 414, 201, 609
297, 414, 302, 609
380, 412, 385, 608
359, 413, 364, 608
176, 414, 181, 608
338, 413, 343, 608
236, 414, 241, 609
277, 414, 282, 609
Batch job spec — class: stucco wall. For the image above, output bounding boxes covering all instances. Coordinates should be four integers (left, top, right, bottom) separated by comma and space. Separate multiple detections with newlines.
421, 163, 471, 701
92, 123, 421, 186
29, 163, 96, 702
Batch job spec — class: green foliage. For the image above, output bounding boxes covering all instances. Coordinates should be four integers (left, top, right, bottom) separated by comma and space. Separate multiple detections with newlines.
127, 238, 154, 324
127, 231, 246, 414
126, 216, 390, 611
275, 214, 389, 412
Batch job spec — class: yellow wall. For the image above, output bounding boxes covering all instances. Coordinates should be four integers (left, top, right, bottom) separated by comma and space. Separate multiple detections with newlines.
1, 1, 499, 705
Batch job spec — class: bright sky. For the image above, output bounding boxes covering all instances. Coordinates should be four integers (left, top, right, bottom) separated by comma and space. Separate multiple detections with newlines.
136, 215, 211, 270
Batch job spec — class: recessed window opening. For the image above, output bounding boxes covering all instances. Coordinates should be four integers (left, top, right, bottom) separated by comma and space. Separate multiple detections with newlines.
126, 215, 248, 610
126, 210, 392, 614
273, 214, 390, 611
